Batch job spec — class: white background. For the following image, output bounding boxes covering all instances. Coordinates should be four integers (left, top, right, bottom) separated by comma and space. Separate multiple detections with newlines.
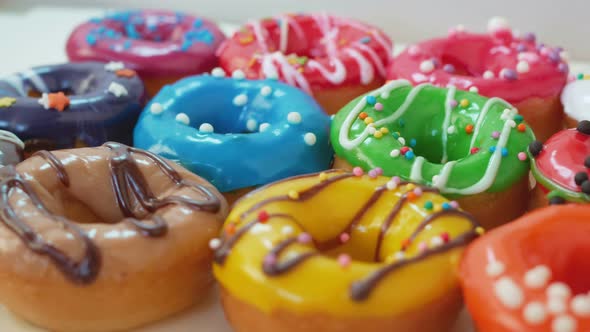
4, 0, 590, 61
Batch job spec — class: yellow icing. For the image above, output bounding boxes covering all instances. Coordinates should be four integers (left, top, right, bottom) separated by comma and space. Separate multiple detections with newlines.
213, 171, 476, 317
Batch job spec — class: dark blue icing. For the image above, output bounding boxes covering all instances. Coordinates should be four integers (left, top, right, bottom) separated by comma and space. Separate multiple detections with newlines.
0, 62, 144, 149
133, 75, 333, 192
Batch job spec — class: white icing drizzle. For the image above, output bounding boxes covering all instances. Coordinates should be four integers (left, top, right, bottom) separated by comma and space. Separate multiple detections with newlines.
345, 48, 374, 85
441, 86, 456, 163
251, 13, 389, 92
561, 79, 590, 122
0, 130, 24, 150
338, 80, 412, 150
469, 97, 513, 149
278, 15, 290, 53
410, 156, 425, 181
338, 79, 519, 195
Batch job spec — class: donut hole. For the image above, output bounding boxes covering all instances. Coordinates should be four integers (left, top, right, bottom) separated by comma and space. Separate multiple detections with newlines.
29, 68, 100, 97
522, 226, 590, 295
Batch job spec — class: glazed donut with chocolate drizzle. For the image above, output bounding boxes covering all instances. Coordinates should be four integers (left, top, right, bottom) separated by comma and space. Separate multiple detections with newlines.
0, 143, 227, 332
528, 121, 590, 207
213, 170, 481, 332
218, 13, 392, 114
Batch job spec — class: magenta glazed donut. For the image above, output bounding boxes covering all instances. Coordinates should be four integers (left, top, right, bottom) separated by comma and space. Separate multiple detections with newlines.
66, 10, 226, 96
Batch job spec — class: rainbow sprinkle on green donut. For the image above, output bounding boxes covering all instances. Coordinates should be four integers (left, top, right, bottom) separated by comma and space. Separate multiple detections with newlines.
331, 80, 535, 196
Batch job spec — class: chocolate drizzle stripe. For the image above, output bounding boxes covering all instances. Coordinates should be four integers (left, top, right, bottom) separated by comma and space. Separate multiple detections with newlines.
350, 230, 478, 301
374, 186, 439, 262
0, 142, 220, 284
0, 167, 100, 283
32, 150, 70, 187
263, 237, 317, 276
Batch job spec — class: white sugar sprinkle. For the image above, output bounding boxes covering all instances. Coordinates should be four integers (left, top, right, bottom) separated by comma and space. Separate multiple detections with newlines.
552, 315, 576, 332
524, 265, 552, 289
398, 137, 406, 145
150, 103, 164, 115
390, 149, 400, 158
494, 276, 524, 309
104, 61, 125, 72
486, 261, 505, 277
198, 123, 214, 133
281, 226, 294, 235
232, 70, 245, 80
523, 301, 547, 325
233, 94, 248, 106
571, 295, 590, 317
246, 119, 258, 131
447, 125, 456, 134
483, 70, 495, 79
211, 67, 226, 77
287, 112, 302, 124
517, 61, 530, 74
208, 238, 221, 250
547, 282, 572, 299
419, 60, 435, 73
304, 133, 317, 146
259, 123, 270, 132
548, 297, 567, 314
260, 86, 273, 96
175, 113, 190, 125
469, 86, 479, 93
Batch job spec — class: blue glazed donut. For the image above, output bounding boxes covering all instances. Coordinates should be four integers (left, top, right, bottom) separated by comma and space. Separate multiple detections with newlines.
133, 73, 333, 192
0, 61, 144, 151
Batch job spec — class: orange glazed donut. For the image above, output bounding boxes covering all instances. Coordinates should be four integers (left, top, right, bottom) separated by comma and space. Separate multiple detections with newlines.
460, 205, 590, 332
213, 170, 481, 332
0, 143, 227, 332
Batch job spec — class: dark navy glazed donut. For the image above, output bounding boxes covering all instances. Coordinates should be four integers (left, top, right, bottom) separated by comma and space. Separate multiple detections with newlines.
0, 61, 144, 151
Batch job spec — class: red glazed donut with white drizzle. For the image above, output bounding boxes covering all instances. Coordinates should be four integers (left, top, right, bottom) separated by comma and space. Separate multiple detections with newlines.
389, 17, 569, 141
218, 13, 392, 114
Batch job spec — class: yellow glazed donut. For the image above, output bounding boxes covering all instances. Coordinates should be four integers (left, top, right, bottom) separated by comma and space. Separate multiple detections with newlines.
213, 170, 481, 332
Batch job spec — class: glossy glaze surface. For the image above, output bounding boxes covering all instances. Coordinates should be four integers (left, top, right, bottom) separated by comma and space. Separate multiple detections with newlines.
389, 25, 568, 104
562, 76, 590, 122
460, 205, 590, 332
66, 10, 225, 78
331, 80, 535, 195
529, 129, 590, 202
133, 74, 333, 193
0, 62, 144, 148
0, 131, 23, 166
213, 170, 479, 316
0, 143, 225, 284
218, 13, 391, 93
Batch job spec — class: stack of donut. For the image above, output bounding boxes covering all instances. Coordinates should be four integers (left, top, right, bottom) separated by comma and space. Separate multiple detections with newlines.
0, 8, 588, 332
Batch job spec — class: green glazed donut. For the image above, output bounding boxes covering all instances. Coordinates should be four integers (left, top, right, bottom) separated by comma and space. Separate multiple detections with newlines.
331, 80, 535, 196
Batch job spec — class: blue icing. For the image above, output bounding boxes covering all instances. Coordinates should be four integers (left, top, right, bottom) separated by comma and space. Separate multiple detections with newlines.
133, 76, 333, 193
193, 18, 203, 28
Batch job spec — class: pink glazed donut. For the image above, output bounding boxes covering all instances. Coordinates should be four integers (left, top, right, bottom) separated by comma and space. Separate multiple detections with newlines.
66, 10, 226, 96
388, 17, 568, 141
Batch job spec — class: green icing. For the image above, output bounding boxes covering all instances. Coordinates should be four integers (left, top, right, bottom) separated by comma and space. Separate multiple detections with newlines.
330, 80, 535, 196
529, 158, 590, 203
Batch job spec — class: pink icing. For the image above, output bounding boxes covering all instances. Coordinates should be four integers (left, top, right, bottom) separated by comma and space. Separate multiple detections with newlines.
66, 10, 226, 78
389, 31, 568, 104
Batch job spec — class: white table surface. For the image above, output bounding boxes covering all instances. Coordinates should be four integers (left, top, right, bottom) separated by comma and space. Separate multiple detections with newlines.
0, 5, 586, 332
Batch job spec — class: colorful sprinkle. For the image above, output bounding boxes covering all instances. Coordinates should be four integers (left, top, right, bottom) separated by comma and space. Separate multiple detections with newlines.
318, 172, 328, 181
225, 223, 236, 235
413, 187, 423, 196
0, 97, 17, 108
501, 68, 518, 81
380, 127, 389, 134
443, 64, 455, 73
297, 232, 312, 244
198, 123, 214, 133
115, 68, 136, 78
418, 242, 428, 252
449, 100, 458, 108
338, 254, 352, 268
460, 99, 470, 107
517, 123, 526, 132
470, 147, 480, 154
465, 124, 474, 134
491, 131, 501, 139
373, 131, 383, 139
514, 115, 524, 123
352, 167, 364, 176
288, 190, 299, 200
405, 150, 415, 160
340, 233, 350, 243
449, 201, 460, 209
501, 147, 509, 157
374, 102, 384, 111
424, 201, 434, 210
258, 210, 270, 223
475, 227, 485, 235
208, 238, 221, 250
441, 232, 450, 243
409, 138, 417, 147
364, 117, 374, 125
441, 202, 451, 210
518, 152, 527, 161
489, 146, 497, 153
366, 95, 377, 105
390, 149, 400, 158
359, 112, 368, 120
